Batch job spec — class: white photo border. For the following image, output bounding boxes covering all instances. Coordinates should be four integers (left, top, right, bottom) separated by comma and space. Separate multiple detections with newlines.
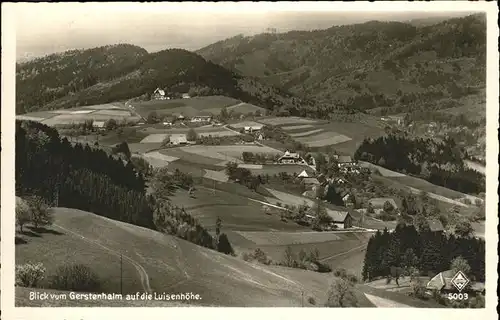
1, 1, 498, 320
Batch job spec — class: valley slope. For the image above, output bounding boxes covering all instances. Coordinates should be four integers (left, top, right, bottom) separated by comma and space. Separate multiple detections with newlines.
16, 207, 367, 307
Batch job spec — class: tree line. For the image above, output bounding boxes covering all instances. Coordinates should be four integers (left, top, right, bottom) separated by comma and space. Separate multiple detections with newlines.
16, 120, 235, 256
16, 120, 155, 229
362, 224, 485, 283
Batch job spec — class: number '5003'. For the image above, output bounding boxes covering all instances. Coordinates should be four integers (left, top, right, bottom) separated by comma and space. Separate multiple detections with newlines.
448, 293, 468, 300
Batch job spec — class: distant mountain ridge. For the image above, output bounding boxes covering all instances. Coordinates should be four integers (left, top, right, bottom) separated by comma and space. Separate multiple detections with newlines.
16, 45, 314, 116
197, 13, 486, 117
16, 14, 486, 121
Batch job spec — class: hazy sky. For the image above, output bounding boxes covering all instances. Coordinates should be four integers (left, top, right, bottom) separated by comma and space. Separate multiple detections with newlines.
13, 2, 474, 61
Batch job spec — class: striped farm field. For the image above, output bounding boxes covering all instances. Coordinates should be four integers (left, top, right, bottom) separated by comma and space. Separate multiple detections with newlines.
180, 144, 282, 163
199, 102, 265, 116
236, 231, 344, 246
289, 129, 324, 137
139, 130, 236, 143
48, 110, 78, 114
237, 164, 263, 169
258, 116, 318, 126
17, 103, 142, 127
141, 151, 179, 168
295, 131, 352, 147
197, 130, 239, 138
160, 148, 223, 166
180, 146, 243, 163
140, 133, 169, 143
137, 126, 237, 137
50, 109, 95, 114
246, 164, 314, 176
281, 124, 315, 131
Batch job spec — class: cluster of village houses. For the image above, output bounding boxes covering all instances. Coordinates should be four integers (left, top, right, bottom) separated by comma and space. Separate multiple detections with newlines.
151, 88, 484, 295
272, 153, 361, 230
147, 88, 444, 232
279, 153, 448, 233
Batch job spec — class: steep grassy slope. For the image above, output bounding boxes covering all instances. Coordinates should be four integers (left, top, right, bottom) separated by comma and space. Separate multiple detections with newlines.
197, 14, 486, 117
16, 207, 348, 307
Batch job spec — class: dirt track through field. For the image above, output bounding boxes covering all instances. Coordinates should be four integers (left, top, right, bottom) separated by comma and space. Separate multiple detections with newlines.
53, 224, 152, 294
319, 243, 368, 263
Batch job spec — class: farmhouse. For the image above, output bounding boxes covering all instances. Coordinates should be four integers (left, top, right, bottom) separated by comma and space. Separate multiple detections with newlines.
93, 121, 106, 131
388, 115, 403, 126
191, 115, 212, 123
368, 197, 398, 210
326, 210, 353, 229
152, 88, 167, 100
169, 134, 188, 145
335, 178, 346, 184
176, 114, 186, 122
426, 270, 485, 295
277, 151, 306, 165
341, 191, 355, 208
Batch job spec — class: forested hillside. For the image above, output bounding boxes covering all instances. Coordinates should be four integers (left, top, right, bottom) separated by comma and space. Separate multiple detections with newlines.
16, 47, 315, 117
15, 120, 226, 252
16, 120, 154, 228
16, 14, 486, 122
197, 14, 486, 117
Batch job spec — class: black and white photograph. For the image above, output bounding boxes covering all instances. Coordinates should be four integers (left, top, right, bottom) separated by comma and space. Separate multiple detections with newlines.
1, 1, 498, 318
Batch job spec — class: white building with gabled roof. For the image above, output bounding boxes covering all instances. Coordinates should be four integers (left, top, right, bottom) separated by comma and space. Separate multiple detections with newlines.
277, 150, 306, 165
298, 170, 309, 178
152, 88, 166, 100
